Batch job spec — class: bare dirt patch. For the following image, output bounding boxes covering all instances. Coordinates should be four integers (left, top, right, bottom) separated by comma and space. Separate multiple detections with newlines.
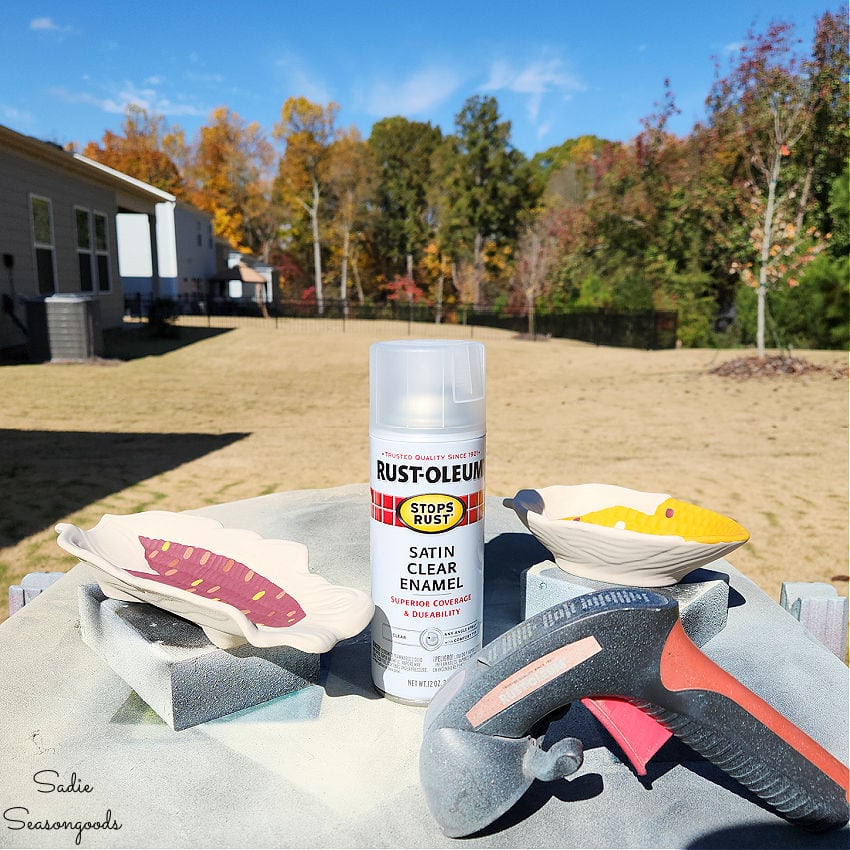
1, 320, 846, 621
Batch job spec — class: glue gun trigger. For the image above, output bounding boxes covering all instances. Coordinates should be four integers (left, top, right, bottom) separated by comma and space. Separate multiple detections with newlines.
523, 736, 584, 783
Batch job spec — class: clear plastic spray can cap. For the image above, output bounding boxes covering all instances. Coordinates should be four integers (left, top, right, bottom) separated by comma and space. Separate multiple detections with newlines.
370, 339, 486, 440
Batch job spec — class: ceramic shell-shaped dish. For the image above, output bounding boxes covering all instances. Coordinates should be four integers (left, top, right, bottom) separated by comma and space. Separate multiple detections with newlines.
504, 484, 749, 586
56, 511, 374, 651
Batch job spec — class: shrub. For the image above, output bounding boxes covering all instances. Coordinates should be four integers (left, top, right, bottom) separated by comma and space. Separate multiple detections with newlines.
734, 254, 849, 350
148, 298, 180, 338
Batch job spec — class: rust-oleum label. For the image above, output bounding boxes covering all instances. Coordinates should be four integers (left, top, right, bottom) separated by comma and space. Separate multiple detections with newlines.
370, 436, 485, 703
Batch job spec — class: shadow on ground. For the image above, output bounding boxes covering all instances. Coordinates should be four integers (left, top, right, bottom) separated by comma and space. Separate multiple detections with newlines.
0, 429, 250, 547
0, 324, 233, 366
102, 324, 234, 361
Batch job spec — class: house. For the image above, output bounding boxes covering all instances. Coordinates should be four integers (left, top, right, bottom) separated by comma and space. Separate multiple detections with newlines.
117, 198, 216, 307
0, 123, 166, 354
210, 242, 279, 314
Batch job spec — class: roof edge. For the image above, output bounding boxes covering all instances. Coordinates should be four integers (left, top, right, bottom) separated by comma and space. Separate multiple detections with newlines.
0, 124, 175, 204
73, 153, 176, 202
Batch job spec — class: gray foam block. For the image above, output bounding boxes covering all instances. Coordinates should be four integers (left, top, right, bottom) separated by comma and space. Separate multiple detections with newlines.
521, 561, 730, 647
78, 583, 320, 730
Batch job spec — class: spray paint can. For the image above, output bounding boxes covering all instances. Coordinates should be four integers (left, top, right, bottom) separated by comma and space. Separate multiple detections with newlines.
369, 339, 486, 704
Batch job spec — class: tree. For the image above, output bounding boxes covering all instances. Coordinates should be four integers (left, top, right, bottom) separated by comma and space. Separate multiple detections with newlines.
803, 9, 850, 236
240, 191, 287, 264
437, 96, 538, 306
273, 97, 339, 314
185, 107, 275, 251
327, 128, 376, 311
368, 118, 443, 284
419, 242, 452, 321
514, 211, 560, 338
81, 105, 186, 195
550, 87, 689, 316
531, 134, 611, 204
708, 18, 831, 356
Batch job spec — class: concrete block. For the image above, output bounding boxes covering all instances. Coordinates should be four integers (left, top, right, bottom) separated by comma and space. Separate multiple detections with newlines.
522, 561, 730, 647
8, 571, 63, 615
78, 583, 320, 730
780, 581, 848, 660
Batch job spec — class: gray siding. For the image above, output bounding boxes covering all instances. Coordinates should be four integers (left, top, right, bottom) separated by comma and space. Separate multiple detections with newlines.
0, 146, 126, 345
174, 204, 216, 292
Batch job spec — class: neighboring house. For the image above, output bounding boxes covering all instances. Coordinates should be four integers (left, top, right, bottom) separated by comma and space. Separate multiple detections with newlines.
117, 199, 216, 304
212, 241, 278, 312
0, 123, 165, 353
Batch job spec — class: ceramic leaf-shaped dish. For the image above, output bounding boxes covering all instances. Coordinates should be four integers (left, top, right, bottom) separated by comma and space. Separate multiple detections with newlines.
56, 511, 374, 651
503, 483, 749, 586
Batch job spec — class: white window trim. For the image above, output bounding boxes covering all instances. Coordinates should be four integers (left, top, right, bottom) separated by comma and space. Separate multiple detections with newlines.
29, 193, 58, 294
93, 209, 111, 293
74, 205, 94, 293
72, 207, 113, 294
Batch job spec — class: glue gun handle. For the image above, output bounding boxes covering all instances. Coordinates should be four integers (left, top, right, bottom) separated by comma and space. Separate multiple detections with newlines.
653, 621, 850, 832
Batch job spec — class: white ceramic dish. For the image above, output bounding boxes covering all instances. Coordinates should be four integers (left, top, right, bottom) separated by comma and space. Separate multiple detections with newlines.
503, 484, 749, 586
56, 511, 374, 651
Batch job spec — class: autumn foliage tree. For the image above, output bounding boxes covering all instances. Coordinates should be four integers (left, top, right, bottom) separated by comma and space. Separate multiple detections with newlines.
273, 97, 339, 314
81, 105, 186, 195
75, 9, 845, 349
708, 19, 837, 356
184, 107, 275, 252
525, 11, 847, 349
514, 209, 560, 338
538, 85, 699, 323
327, 127, 376, 309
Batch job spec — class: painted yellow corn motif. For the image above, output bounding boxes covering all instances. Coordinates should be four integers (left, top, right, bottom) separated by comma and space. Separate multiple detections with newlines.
127, 536, 307, 628
562, 498, 749, 544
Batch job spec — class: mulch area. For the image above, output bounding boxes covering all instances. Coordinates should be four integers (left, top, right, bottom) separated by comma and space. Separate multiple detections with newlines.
709, 354, 849, 380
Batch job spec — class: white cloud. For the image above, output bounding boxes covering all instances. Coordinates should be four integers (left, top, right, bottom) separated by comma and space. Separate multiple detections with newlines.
30, 16, 72, 34
484, 55, 584, 122
364, 66, 461, 117
274, 52, 334, 106
1, 104, 34, 126
30, 17, 59, 31
49, 82, 206, 119
185, 70, 225, 85
483, 59, 513, 92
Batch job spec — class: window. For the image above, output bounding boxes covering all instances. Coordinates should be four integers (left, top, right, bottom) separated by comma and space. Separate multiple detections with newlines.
75, 207, 93, 292
93, 212, 110, 292
75, 208, 111, 293
30, 195, 56, 294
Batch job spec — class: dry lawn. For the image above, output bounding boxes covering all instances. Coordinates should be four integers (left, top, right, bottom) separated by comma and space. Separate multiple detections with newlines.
1, 318, 847, 622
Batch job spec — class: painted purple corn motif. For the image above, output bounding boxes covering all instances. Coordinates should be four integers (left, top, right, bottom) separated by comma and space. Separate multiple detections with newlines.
126, 536, 307, 628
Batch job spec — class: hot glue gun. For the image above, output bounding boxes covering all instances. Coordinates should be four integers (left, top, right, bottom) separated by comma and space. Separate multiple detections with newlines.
419, 588, 849, 837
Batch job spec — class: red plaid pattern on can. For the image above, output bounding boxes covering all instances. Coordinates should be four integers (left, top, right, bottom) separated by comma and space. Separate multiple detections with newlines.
370, 488, 485, 527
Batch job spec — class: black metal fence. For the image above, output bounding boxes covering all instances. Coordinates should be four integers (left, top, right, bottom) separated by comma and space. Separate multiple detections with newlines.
468, 308, 679, 349
124, 295, 678, 350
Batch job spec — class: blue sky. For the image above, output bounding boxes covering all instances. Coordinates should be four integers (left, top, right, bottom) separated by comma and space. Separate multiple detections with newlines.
1, 1, 835, 158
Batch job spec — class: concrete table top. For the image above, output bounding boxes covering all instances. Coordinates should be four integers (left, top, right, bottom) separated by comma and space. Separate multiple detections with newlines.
0, 484, 847, 849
